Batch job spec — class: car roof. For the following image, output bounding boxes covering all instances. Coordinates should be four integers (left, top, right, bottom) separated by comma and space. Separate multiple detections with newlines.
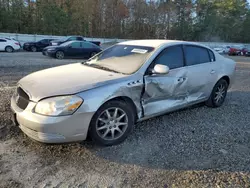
67, 36, 83, 37
119, 39, 208, 49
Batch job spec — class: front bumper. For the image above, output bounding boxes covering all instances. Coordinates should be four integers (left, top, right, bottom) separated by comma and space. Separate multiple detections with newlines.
23, 45, 30, 51
11, 95, 94, 143
43, 50, 56, 57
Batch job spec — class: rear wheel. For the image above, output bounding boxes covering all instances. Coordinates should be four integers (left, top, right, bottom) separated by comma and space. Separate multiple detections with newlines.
5, 46, 14, 53
55, 51, 64, 59
206, 79, 228, 108
31, 46, 37, 52
89, 100, 135, 146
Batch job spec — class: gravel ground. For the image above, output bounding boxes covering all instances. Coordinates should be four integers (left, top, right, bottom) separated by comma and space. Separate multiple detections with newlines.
0, 52, 250, 188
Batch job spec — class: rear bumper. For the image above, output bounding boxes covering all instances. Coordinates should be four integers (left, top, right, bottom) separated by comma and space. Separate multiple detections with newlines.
11, 95, 94, 144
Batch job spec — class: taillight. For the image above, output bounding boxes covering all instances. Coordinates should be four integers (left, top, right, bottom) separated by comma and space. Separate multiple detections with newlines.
15, 42, 20, 45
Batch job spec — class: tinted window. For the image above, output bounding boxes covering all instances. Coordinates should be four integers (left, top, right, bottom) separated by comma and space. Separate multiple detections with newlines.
70, 42, 81, 48
40, 39, 48, 44
69, 37, 77, 41
154, 45, 184, 69
81, 42, 95, 48
0, 39, 6, 42
185, 46, 210, 66
208, 50, 215, 62
77, 37, 83, 40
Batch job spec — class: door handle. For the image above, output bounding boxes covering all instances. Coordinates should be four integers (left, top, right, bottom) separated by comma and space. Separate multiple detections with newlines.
211, 70, 216, 74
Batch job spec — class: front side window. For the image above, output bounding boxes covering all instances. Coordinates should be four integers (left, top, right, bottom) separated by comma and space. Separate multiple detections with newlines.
154, 45, 184, 69
39, 39, 47, 44
70, 42, 81, 48
185, 46, 210, 66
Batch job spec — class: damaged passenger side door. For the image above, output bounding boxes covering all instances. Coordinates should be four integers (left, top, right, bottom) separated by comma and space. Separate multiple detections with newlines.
142, 45, 189, 117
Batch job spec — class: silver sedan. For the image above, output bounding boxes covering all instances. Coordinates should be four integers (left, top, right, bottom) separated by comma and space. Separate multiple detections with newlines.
11, 40, 236, 146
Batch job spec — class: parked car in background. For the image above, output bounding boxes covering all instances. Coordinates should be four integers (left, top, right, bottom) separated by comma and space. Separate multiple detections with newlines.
240, 47, 248, 56
0, 38, 21, 52
23, 39, 56, 52
223, 46, 231, 54
228, 46, 242, 56
43, 41, 102, 59
11, 40, 236, 146
213, 47, 225, 54
50, 36, 101, 46
244, 47, 250, 56
213, 46, 231, 54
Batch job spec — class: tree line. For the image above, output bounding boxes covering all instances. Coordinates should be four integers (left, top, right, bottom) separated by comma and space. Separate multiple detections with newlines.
0, 0, 250, 42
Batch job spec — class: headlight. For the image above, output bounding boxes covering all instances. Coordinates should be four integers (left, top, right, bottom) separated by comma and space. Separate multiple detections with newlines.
47, 49, 56, 52
35, 95, 83, 116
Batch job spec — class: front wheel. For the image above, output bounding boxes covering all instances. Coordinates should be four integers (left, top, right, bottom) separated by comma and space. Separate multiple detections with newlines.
206, 79, 228, 108
31, 46, 37, 52
55, 51, 64, 59
89, 100, 135, 146
5, 46, 14, 53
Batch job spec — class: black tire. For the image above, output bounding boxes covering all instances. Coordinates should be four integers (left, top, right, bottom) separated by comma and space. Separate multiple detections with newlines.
206, 79, 228, 108
5, 46, 14, 53
55, 51, 64, 59
31, 46, 37, 52
89, 100, 135, 146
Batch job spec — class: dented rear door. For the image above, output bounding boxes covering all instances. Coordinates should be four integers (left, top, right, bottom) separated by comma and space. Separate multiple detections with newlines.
142, 45, 189, 117
183, 45, 215, 102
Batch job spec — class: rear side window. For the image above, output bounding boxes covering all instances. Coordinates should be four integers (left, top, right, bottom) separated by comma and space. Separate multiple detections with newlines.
69, 37, 77, 41
81, 42, 96, 48
77, 37, 83, 41
208, 50, 215, 62
0, 39, 6, 42
154, 45, 184, 69
184, 46, 210, 66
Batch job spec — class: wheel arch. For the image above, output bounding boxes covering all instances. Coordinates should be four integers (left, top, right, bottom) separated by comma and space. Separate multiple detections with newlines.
219, 75, 230, 85
97, 96, 138, 122
5, 45, 14, 50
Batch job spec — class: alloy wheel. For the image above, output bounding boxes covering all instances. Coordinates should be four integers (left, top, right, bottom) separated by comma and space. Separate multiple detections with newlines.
6, 46, 13, 52
31, 46, 37, 52
56, 51, 64, 59
214, 84, 226, 104
96, 107, 128, 141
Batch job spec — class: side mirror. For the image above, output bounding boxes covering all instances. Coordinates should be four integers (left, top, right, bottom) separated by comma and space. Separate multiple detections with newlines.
68, 45, 72, 48
153, 64, 169, 74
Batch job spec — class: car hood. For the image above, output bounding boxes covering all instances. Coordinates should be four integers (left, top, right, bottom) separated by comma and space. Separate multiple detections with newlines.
18, 63, 127, 102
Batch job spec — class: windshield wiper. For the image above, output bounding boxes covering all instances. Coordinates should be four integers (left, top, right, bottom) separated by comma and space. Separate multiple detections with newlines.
82, 62, 124, 74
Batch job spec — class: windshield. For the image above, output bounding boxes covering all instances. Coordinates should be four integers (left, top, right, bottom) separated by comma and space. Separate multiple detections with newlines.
85, 44, 154, 74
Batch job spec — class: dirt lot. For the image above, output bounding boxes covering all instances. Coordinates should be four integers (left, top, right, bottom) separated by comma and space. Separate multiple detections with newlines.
0, 52, 250, 188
